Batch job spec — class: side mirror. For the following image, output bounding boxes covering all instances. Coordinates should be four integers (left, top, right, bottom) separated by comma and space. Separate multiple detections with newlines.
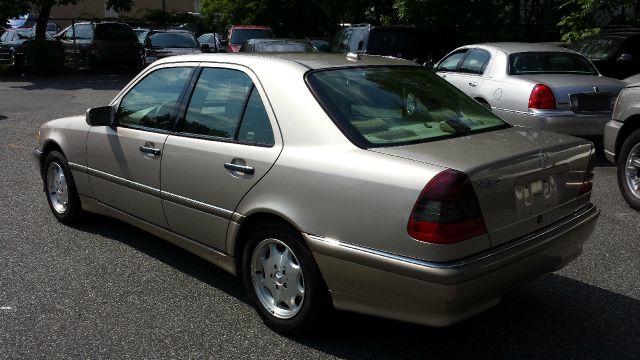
86, 106, 113, 126
200, 43, 210, 53
618, 53, 634, 62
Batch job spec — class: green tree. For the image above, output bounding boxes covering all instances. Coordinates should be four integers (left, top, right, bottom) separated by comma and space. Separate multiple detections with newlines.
558, 0, 637, 42
1, 0, 134, 42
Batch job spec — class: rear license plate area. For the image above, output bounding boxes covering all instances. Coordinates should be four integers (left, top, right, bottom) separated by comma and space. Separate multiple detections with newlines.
569, 93, 612, 112
514, 165, 567, 219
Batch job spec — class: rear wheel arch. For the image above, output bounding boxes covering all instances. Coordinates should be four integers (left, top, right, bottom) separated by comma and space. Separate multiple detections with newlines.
232, 212, 305, 275
615, 115, 640, 163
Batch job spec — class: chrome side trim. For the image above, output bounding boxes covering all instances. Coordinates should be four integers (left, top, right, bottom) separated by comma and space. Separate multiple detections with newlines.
88, 166, 160, 197
68, 162, 88, 173
306, 203, 598, 271
81, 164, 235, 220
161, 190, 234, 220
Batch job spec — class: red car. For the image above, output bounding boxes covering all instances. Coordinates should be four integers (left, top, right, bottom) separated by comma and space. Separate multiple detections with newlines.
223, 25, 274, 52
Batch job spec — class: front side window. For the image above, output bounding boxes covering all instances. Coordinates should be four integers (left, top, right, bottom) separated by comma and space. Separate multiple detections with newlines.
307, 66, 508, 147
436, 50, 467, 72
509, 52, 597, 75
181, 68, 274, 145
74, 24, 94, 40
117, 67, 192, 130
459, 49, 491, 75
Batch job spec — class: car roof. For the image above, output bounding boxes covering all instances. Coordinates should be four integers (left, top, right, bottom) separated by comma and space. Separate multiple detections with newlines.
472, 42, 575, 54
230, 25, 271, 30
155, 52, 419, 70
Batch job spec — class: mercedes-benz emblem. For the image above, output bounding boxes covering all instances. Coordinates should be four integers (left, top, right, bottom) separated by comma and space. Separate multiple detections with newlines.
593, 86, 599, 93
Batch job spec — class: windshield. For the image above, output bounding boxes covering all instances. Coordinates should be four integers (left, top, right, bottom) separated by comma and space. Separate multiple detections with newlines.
509, 52, 597, 75
255, 41, 315, 52
149, 32, 197, 48
307, 66, 508, 148
231, 29, 273, 45
367, 29, 423, 55
568, 36, 624, 61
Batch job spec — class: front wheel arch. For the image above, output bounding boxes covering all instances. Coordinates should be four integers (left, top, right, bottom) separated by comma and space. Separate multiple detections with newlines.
615, 115, 640, 163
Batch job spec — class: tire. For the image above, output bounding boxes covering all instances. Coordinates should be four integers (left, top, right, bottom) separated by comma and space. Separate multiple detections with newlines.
43, 151, 83, 224
617, 128, 640, 211
242, 222, 329, 334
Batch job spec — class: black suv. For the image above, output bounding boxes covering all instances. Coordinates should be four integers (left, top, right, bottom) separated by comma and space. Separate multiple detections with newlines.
332, 24, 431, 64
57, 22, 139, 70
568, 30, 640, 79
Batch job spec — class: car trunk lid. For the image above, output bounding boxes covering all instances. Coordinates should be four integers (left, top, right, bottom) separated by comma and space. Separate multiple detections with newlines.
370, 127, 594, 247
517, 74, 625, 112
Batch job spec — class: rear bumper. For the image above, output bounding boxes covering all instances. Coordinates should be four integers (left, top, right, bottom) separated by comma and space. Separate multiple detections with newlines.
306, 204, 599, 327
603, 119, 623, 163
495, 108, 611, 137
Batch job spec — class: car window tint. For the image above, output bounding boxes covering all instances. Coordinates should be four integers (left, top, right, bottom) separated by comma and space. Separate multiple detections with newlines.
436, 50, 467, 72
95, 24, 136, 41
74, 24, 94, 40
338, 29, 352, 51
237, 88, 274, 145
509, 52, 597, 75
117, 67, 192, 130
459, 49, 491, 74
182, 68, 253, 138
348, 29, 366, 51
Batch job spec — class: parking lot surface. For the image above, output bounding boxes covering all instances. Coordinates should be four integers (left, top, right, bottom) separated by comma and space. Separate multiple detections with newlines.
0, 74, 639, 359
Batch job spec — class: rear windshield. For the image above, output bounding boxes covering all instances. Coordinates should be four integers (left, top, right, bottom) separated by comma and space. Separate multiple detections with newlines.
231, 29, 273, 45
149, 32, 197, 48
568, 36, 625, 61
255, 42, 315, 52
367, 29, 423, 54
509, 52, 597, 75
306, 66, 508, 148
95, 24, 136, 41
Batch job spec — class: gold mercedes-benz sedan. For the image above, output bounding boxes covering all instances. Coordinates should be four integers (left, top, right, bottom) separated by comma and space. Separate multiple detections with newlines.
34, 53, 600, 334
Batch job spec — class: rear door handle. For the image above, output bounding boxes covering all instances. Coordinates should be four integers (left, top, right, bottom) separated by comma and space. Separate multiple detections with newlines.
224, 162, 255, 175
139, 146, 161, 156
469, 82, 478, 87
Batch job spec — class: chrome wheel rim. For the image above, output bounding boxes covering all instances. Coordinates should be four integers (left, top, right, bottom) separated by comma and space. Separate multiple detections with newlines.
46, 162, 69, 214
251, 238, 305, 319
625, 143, 640, 200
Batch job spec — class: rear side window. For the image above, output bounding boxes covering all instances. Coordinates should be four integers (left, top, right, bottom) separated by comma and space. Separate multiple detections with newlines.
181, 68, 274, 145
95, 24, 136, 41
117, 67, 193, 130
149, 32, 197, 48
307, 66, 508, 148
73, 24, 94, 40
459, 49, 491, 74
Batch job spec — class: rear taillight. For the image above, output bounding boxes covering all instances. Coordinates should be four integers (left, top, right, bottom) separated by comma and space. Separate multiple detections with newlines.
408, 169, 487, 244
528, 84, 556, 110
580, 148, 596, 195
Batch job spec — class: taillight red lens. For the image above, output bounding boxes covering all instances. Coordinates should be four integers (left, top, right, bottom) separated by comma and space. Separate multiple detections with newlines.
528, 84, 556, 109
408, 169, 487, 244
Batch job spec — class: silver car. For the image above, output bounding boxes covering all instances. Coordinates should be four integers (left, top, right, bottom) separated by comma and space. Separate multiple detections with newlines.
34, 53, 599, 334
604, 79, 640, 211
435, 43, 625, 137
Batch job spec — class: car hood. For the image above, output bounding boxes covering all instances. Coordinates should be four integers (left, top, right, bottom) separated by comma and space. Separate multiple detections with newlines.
370, 127, 594, 247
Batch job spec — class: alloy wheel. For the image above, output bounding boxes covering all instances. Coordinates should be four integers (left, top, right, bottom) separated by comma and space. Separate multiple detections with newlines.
46, 162, 69, 214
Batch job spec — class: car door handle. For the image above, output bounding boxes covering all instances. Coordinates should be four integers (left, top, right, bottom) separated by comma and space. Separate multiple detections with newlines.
224, 162, 255, 175
139, 146, 161, 156
469, 82, 478, 87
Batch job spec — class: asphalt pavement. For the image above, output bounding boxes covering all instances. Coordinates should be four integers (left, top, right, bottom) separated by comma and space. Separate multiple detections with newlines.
0, 74, 638, 359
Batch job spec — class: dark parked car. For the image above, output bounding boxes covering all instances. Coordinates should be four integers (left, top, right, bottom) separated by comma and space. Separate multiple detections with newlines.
239, 38, 317, 53
133, 28, 149, 44
306, 37, 331, 52
568, 31, 640, 79
223, 25, 274, 52
141, 30, 202, 67
332, 24, 431, 64
56, 22, 139, 70
0, 28, 59, 66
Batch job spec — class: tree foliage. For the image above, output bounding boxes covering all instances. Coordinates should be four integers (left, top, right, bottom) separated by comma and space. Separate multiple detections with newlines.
557, 0, 637, 42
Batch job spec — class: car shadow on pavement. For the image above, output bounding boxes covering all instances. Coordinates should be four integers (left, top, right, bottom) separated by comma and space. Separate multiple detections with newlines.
70, 214, 638, 359
594, 142, 615, 168
8, 74, 133, 91
71, 213, 247, 303
0, 115, 7, 121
